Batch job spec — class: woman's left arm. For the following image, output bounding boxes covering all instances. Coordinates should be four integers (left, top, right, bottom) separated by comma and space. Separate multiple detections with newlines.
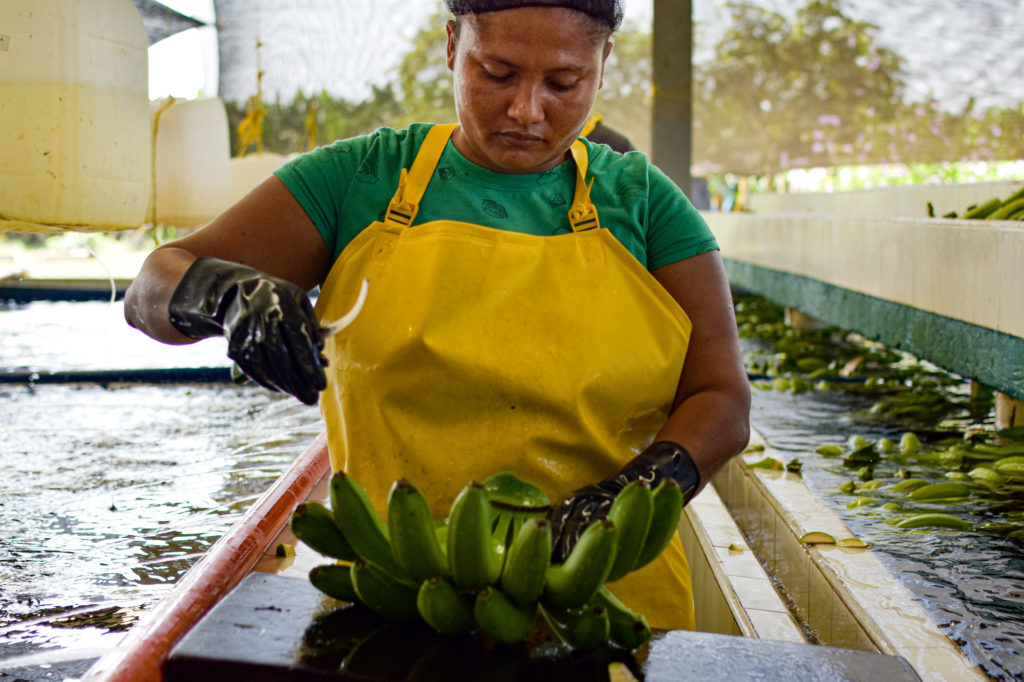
651, 249, 751, 492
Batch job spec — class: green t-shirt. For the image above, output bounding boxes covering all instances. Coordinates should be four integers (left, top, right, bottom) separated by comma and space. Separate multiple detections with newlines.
275, 123, 717, 270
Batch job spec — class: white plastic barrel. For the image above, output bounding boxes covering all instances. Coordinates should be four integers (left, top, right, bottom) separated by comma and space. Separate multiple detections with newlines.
229, 153, 291, 206
149, 97, 231, 227
0, 0, 151, 231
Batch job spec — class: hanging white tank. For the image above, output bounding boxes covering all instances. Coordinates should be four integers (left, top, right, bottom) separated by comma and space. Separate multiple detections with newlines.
149, 97, 232, 227
0, 0, 151, 232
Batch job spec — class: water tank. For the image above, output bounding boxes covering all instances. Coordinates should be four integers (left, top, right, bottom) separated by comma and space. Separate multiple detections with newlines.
229, 153, 291, 206
0, 0, 150, 231
149, 97, 231, 227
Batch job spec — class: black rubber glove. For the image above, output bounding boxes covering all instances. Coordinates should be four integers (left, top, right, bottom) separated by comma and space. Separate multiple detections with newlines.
168, 257, 327, 405
549, 441, 700, 563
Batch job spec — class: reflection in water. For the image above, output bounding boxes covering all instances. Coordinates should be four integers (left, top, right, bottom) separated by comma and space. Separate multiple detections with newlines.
747, 353, 1024, 682
0, 311, 322, 682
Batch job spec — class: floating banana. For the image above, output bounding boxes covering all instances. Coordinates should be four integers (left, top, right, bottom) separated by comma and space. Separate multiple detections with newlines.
889, 478, 928, 493
896, 513, 973, 531
631, 479, 684, 571
351, 559, 420, 621
416, 576, 475, 636
499, 517, 552, 606
447, 482, 502, 589
908, 481, 971, 501
388, 479, 449, 582
290, 500, 357, 561
473, 585, 537, 645
330, 472, 403, 578
543, 519, 618, 609
605, 481, 654, 583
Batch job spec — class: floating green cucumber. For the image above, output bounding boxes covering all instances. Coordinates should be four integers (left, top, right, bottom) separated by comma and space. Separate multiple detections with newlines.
944, 471, 970, 482
877, 438, 897, 453
896, 513, 972, 531
860, 479, 884, 491
838, 480, 857, 494
881, 502, 902, 511
908, 482, 971, 501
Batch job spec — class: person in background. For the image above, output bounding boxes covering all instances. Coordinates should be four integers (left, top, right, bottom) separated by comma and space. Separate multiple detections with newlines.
123, 0, 750, 630
581, 112, 635, 153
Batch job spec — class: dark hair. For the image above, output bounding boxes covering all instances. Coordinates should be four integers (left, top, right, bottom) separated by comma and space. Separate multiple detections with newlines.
445, 0, 624, 33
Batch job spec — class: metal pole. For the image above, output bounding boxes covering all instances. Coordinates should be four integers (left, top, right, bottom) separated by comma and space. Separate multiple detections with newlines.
651, 0, 693, 199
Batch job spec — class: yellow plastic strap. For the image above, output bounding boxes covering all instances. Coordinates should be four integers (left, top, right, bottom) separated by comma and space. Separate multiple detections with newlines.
568, 139, 601, 232
580, 113, 603, 138
384, 123, 458, 227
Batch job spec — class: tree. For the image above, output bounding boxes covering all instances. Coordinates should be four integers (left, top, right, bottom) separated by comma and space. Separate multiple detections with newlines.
694, 0, 907, 174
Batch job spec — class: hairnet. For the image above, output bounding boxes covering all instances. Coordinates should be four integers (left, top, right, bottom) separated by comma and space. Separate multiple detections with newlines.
445, 0, 624, 32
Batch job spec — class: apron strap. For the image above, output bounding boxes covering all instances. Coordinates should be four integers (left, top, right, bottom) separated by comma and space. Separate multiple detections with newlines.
568, 139, 601, 232
385, 123, 601, 234
385, 123, 458, 227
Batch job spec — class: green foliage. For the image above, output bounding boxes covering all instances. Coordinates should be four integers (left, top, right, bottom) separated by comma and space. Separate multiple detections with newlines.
695, 0, 907, 174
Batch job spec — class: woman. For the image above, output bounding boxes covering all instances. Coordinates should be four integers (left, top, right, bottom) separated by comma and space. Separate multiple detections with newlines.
124, 0, 750, 630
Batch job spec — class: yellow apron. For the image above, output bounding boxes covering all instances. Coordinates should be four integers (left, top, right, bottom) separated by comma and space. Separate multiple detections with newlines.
315, 123, 695, 629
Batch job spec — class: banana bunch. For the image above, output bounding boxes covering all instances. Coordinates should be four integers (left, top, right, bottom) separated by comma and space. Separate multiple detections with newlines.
290, 471, 684, 652
930, 185, 1024, 221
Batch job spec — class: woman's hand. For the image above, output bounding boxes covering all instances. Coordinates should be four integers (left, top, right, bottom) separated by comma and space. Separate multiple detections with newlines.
168, 257, 327, 405
124, 175, 333, 403
548, 441, 699, 562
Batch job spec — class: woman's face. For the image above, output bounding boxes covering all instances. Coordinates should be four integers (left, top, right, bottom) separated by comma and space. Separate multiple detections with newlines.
446, 7, 612, 174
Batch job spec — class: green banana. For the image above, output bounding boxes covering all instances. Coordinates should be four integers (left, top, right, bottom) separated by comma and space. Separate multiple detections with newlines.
499, 517, 552, 606
908, 481, 971, 501
543, 519, 617, 608
387, 479, 449, 582
961, 197, 1002, 219
416, 576, 475, 636
473, 585, 537, 645
330, 472, 403, 578
593, 586, 651, 650
631, 479, 684, 572
604, 481, 654, 582
350, 559, 420, 621
290, 500, 357, 561
896, 513, 973, 531
540, 601, 610, 651
309, 562, 359, 602
889, 477, 929, 492
447, 482, 502, 589
988, 197, 1024, 221
491, 509, 515, 578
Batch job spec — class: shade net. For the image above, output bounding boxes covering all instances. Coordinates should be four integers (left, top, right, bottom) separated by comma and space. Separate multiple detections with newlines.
208, 0, 1023, 175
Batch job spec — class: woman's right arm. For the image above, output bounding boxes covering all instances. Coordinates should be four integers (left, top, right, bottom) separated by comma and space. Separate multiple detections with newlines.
124, 174, 331, 344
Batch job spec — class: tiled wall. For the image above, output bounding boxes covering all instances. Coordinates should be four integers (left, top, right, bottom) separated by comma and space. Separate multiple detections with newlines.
711, 437, 990, 682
